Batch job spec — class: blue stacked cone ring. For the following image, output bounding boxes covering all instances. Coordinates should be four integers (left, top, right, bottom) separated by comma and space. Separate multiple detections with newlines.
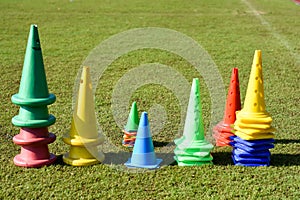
230, 136, 275, 166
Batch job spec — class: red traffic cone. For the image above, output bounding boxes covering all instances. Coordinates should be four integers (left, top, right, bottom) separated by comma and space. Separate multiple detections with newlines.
213, 68, 241, 146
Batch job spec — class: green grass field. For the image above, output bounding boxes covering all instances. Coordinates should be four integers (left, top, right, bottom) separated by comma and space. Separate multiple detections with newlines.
0, 0, 299, 199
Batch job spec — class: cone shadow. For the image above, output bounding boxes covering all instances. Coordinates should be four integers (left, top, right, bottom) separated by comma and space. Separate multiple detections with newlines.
271, 154, 300, 166
153, 141, 170, 147
274, 139, 300, 144
103, 152, 175, 166
53, 155, 67, 166
211, 152, 233, 166
103, 152, 131, 164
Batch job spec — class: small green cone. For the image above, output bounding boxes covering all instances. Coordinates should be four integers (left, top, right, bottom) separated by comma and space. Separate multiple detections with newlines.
125, 102, 139, 132
174, 78, 213, 166
11, 24, 56, 128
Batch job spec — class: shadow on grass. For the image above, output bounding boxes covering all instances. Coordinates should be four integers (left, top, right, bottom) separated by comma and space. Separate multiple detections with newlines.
153, 141, 170, 147
271, 154, 300, 166
211, 152, 300, 166
211, 152, 233, 166
53, 151, 300, 167
274, 139, 300, 144
103, 152, 176, 166
53, 154, 67, 166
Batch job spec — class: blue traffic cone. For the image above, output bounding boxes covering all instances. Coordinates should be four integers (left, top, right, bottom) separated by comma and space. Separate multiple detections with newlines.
125, 112, 162, 169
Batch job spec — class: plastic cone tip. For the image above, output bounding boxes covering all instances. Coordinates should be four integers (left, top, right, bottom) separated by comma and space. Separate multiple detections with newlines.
223, 67, 241, 124
125, 102, 139, 131
18, 24, 50, 99
242, 50, 268, 114
28, 25, 41, 49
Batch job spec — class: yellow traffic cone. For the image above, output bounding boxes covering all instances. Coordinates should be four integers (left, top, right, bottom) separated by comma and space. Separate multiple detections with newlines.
63, 66, 105, 166
236, 50, 273, 122
234, 50, 275, 140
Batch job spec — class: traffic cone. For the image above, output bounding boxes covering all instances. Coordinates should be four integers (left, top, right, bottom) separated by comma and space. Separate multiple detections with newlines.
233, 50, 275, 140
232, 50, 276, 166
174, 78, 213, 166
213, 68, 241, 146
122, 102, 139, 147
11, 24, 56, 128
125, 112, 162, 169
63, 66, 105, 166
11, 24, 57, 167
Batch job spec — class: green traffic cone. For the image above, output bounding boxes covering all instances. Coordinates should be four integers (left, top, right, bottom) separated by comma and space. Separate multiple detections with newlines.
174, 78, 213, 166
125, 102, 139, 131
11, 24, 56, 128
122, 102, 139, 147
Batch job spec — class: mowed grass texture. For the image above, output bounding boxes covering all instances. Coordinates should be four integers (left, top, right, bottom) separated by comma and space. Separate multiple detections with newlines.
0, 0, 299, 199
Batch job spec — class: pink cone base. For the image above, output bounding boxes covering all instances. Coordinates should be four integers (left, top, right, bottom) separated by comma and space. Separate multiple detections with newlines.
14, 153, 56, 168
13, 127, 56, 167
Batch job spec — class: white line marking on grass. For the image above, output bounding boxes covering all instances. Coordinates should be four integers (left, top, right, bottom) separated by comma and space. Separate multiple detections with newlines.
242, 0, 300, 65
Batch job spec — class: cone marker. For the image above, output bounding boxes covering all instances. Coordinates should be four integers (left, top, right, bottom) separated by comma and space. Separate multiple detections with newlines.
63, 66, 105, 166
11, 25, 57, 167
213, 68, 241, 146
125, 112, 162, 169
122, 102, 139, 148
173, 78, 213, 166
232, 50, 276, 167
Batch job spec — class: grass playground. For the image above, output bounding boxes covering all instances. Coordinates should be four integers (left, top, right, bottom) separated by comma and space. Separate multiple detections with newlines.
0, 0, 299, 199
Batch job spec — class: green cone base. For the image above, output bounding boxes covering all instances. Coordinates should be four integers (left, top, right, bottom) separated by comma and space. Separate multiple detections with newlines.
175, 138, 214, 151
174, 156, 213, 166
175, 155, 212, 162
174, 149, 211, 157
12, 114, 56, 128
174, 139, 213, 166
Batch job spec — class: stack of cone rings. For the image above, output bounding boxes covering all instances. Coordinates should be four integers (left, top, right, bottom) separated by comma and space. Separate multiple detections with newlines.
11, 25, 57, 168
231, 50, 276, 166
